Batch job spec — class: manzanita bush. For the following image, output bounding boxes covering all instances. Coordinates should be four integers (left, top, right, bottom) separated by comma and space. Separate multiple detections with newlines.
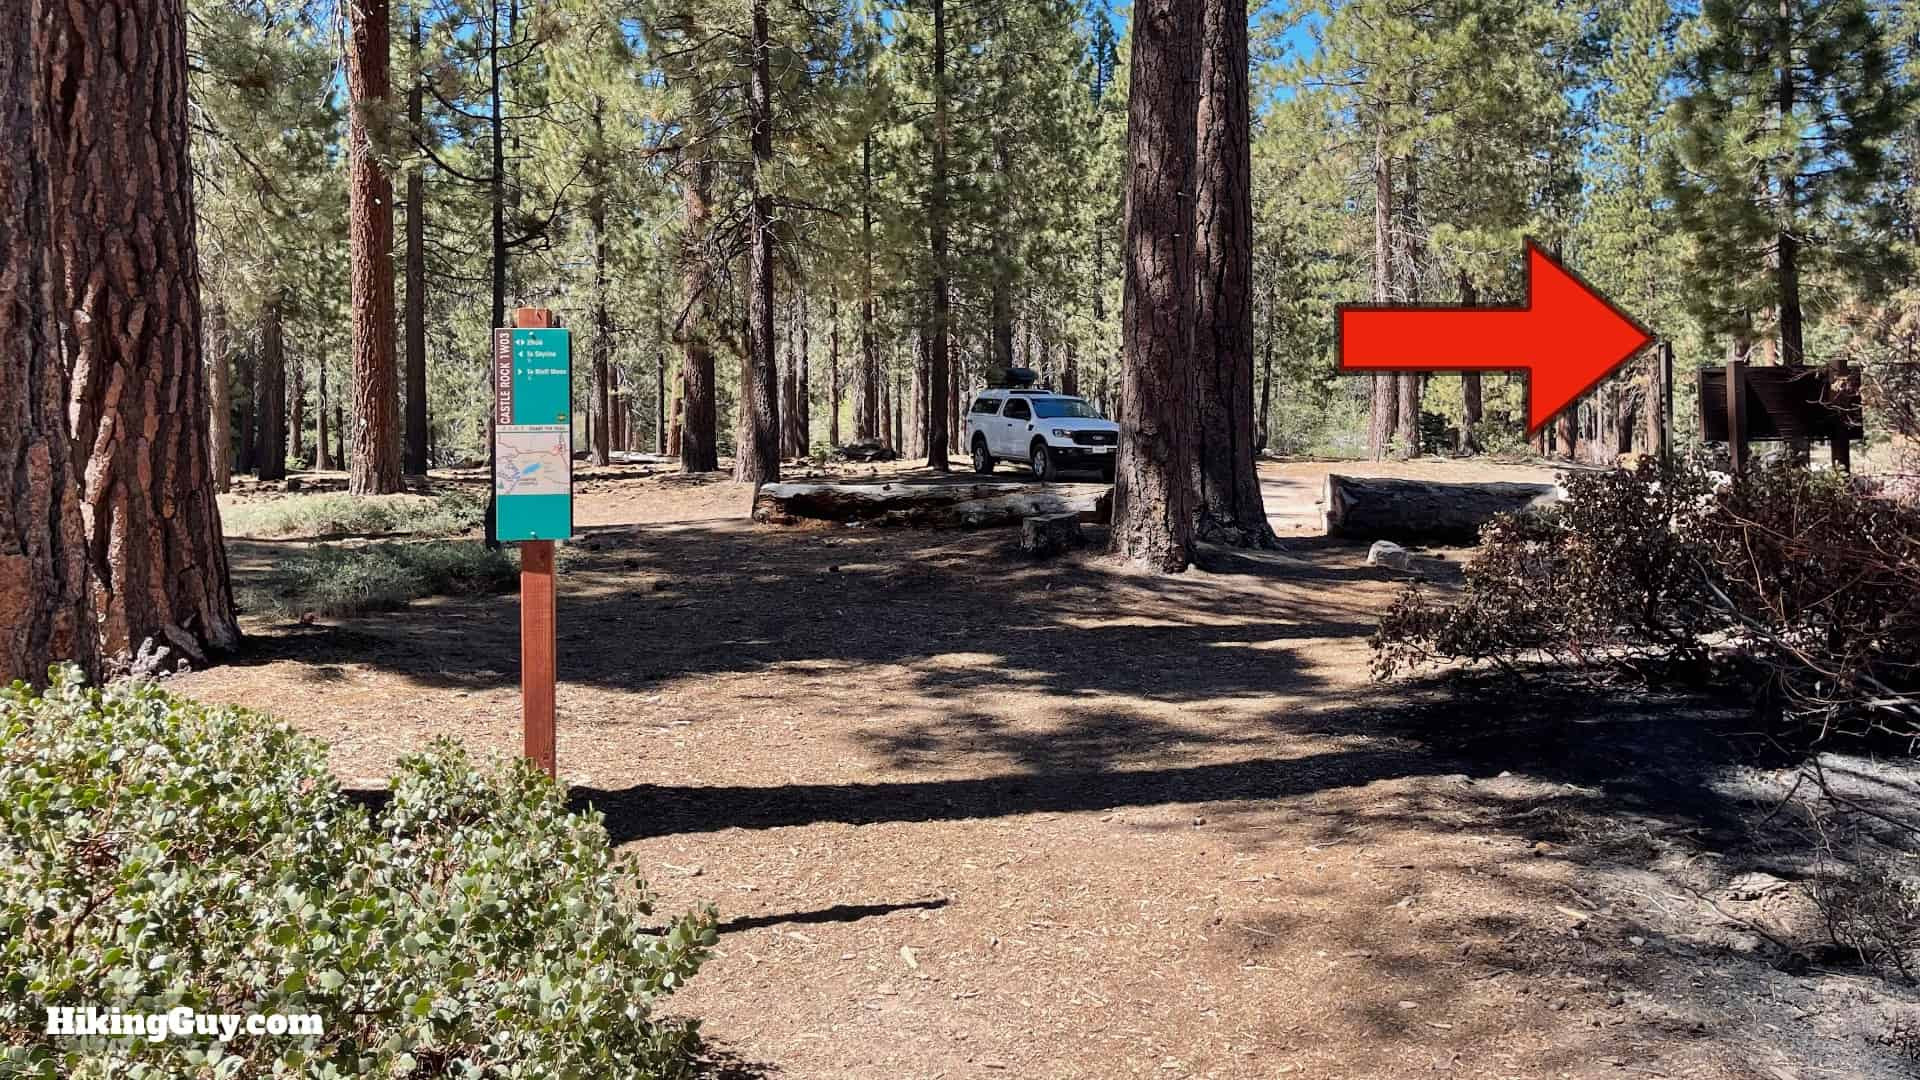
1374, 454, 1920, 742
0, 670, 716, 1079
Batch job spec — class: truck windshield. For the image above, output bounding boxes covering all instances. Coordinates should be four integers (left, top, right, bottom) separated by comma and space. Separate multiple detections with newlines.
1032, 398, 1102, 419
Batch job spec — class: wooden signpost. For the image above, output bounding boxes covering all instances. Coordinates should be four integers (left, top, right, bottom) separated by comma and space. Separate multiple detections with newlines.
492, 307, 572, 777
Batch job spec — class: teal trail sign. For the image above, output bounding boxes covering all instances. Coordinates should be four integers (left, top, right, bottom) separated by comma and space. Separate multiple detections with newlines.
491, 327, 574, 542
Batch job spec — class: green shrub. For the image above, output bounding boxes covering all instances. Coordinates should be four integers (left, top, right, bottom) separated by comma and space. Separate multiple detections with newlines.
0, 670, 716, 1079
238, 542, 516, 619
222, 493, 484, 540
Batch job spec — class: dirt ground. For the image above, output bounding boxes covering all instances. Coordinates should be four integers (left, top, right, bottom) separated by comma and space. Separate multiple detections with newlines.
179, 457, 1920, 1080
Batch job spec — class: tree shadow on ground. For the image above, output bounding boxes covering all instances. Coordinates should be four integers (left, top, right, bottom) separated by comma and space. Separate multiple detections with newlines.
222, 518, 1381, 708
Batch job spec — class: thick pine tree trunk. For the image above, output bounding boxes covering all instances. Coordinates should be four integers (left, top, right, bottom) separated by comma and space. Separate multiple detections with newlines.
403, 12, 429, 476
735, 0, 781, 487
925, 0, 952, 473
207, 302, 232, 491
346, 0, 402, 494
1191, 0, 1273, 547
254, 294, 287, 481
40, 0, 238, 664
2, 6, 96, 684
1110, 0, 1202, 572
677, 159, 719, 472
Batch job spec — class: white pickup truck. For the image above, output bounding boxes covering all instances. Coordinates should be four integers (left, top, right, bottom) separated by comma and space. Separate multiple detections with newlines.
962, 388, 1119, 482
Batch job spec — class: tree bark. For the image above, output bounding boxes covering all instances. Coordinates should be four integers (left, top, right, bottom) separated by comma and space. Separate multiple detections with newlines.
781, 292, 806, 457
1459, 272, 1483, 454
676, 158, 718, 471
1191, 0, 1272, 546
798, 289, 812, 454
829, 297, 842, 446
1256, 282, 1273, 452
403, 10, 429, 475
254, 294, 287, 481
857, 134, 879, 440
207, 301, 232, 491
235, 342, 257, 475
289, 346, 306, 466
910, 337, 928, 458
589, 151, 612, 467
735, 0, 781, 486
1367, 120, 1398, 461
1392, 155, 1424, 457
925, 0, 952, 473
346, 0, 402, 494
40, 0, 238, 664
2, 2, 96, 684
1110, 0, 1201, 572
655, 316, 668, 456
315, 358, 332, 471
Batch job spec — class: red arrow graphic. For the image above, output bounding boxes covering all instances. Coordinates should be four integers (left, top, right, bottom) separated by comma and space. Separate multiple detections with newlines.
1336, 240, 1654, 436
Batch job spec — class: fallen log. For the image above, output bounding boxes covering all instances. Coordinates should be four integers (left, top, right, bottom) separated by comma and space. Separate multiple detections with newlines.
753, 481, 1112, 528
1321, 473, 1561, 544
834, 438, 899, 463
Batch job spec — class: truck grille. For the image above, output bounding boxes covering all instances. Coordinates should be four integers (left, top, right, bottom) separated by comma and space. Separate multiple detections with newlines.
1070, 431, 1117, 446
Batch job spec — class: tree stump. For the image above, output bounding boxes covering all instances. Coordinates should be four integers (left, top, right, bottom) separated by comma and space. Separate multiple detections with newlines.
1321, 474, 1561, 544
1020, 512, 1085, 557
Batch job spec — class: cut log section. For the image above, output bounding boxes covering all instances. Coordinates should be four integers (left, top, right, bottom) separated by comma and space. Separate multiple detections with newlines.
1321, 474, 1561, 544
753, 481, 1112, 529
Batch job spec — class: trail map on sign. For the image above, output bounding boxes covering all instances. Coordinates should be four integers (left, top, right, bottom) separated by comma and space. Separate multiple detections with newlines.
496, 426, 570, 496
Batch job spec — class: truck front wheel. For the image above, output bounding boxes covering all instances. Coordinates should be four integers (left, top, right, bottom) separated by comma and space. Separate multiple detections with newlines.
1031, 442, 1058, 482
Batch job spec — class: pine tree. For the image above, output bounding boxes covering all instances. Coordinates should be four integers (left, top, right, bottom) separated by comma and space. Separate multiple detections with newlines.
1110, 0, 1202, 572
1666, 0, 1908, 468
40, 0, 240, 663
346, 0, 404, 493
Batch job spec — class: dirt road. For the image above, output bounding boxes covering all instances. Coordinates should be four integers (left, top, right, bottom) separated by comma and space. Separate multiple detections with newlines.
177, 458, 1918, 1079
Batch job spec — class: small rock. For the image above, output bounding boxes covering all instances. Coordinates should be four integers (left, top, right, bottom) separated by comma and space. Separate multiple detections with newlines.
1365, 540, 1412, 570
1549, 998, 1570, 1012
1628, 936, 1646, 947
